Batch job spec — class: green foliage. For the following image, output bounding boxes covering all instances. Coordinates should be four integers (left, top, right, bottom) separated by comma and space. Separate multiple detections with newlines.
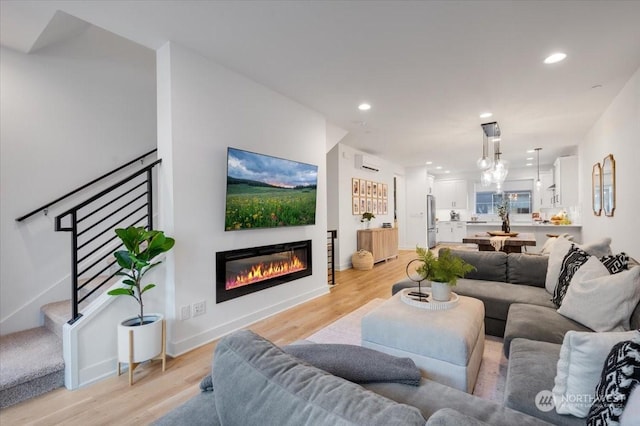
361, 212, 375, 222
107, 226, 175, 323
225, 186, 317, 230
414, 247, 475, 287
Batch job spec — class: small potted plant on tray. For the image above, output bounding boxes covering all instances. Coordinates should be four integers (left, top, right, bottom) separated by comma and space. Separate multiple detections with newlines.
414, 247, 475, 301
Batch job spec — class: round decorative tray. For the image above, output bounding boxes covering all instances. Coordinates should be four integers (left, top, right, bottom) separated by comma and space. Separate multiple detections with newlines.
487, 231, 519, 237
400, 288, 459, 310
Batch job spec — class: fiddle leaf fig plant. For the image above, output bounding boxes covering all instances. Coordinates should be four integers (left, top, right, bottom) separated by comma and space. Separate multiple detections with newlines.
108, 226, 175, 323
415, 247, 475, 287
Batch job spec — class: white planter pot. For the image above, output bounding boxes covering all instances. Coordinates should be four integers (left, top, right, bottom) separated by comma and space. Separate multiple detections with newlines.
430, 281, 452, 302
117, 313, 164, 363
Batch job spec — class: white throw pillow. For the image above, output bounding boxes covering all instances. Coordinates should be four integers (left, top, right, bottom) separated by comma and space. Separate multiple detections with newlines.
544, 237, 612, 294
557, 260, 640, 332
620, 384, 640, 426
552, 330, 640, 418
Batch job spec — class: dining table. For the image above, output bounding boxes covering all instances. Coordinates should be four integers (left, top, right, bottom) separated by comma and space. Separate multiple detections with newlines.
462, 232, 537, 253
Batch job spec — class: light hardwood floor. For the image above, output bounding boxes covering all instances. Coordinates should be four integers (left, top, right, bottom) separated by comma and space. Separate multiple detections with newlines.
0, 250, 418, 425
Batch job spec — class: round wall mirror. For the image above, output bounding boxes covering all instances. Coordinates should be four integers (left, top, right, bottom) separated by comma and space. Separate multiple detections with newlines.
592, 163, 601, 216
602, 154, 615, 217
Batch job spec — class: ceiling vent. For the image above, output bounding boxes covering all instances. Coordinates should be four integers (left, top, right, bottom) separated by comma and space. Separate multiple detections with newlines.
355, 154, 380, 172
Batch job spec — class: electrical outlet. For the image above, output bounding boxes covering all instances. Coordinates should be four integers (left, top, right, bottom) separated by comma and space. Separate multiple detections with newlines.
180, 305, 191, 320
193, 301, 206, 317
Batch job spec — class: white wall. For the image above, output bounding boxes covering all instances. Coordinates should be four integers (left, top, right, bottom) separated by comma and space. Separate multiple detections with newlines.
331, 142, 401, 270
579, 67, 640, 256
404, 166, 428, 249
156, 42, 329, 355
0, 26, 156, 334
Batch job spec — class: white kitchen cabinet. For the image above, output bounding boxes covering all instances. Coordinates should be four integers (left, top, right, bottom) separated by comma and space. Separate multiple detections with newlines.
551, 156, 578, 208
436, 222, 453, 243
453, 222, 467, 242
436, 221, 466, 242
537, 170, 554, 210
434, 180, 468, 209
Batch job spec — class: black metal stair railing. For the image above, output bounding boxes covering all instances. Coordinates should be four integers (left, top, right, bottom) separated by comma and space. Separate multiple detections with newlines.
54, 159, 162, 324
327, 230, 337, 285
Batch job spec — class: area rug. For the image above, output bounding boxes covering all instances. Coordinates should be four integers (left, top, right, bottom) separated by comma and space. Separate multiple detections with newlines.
305, 298, 508, 402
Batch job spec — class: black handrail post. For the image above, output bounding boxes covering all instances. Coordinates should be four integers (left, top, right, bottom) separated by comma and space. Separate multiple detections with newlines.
147, 168, 154, 230
69, 211, 82, 324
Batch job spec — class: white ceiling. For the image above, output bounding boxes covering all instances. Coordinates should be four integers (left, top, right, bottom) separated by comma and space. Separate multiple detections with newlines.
2, 1, 640, 175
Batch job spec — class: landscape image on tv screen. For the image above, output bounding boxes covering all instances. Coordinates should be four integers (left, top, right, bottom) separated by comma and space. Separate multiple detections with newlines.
225, 147, 318, 231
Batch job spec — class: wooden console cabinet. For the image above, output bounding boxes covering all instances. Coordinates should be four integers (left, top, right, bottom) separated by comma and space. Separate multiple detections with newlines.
357, 228, 399, 264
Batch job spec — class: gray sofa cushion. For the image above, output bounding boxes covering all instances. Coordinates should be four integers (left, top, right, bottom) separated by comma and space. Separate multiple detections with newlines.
426, 408, 491, 426
152, 391, 220, 426
283, 343, 421, 386
364, 378, 550, 426
452, 279, 555, 322
213, 330, 427, 426
505, 338, 583, 426
440, 249, 508, 282
503, 303, 591, 357
507, 254, 548, 287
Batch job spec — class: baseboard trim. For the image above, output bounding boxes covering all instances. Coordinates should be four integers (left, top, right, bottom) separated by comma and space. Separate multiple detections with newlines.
167, 286, 329, 356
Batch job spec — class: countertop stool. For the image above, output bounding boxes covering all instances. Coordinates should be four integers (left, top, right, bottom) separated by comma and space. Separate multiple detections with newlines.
361, 289, 485, 393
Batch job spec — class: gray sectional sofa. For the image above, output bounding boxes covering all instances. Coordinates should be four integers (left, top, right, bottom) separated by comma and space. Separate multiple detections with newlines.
155, 330, 549, 425
156, 249, 639, 425
393, 249, 640, 425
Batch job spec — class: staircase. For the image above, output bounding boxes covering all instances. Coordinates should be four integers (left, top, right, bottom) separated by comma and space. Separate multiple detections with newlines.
2, 150, 161, 408
0, 305, 66, 408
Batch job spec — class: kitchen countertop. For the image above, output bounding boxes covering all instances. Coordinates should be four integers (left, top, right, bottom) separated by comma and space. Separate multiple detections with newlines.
465, 222, 581, 228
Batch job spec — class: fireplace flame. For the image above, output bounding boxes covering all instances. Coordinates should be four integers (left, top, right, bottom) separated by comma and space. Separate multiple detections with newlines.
226, 255, 307, 290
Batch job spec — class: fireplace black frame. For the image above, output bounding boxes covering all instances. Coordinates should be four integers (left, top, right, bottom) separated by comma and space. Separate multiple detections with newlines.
216, 240, 312, 303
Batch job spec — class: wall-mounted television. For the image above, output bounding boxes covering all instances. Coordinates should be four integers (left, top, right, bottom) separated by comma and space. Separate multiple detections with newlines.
225, 147, 318, 231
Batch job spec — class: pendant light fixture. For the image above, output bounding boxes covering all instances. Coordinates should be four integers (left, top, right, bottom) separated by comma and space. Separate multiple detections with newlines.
477, 128, 493, 170
479, 122, 508, 188
535, 148, 542, 190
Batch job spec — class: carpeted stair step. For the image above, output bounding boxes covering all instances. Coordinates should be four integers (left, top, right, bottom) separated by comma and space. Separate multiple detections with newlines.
0, 326, 64, 409
42, 276, 119, 337
42, 300, 70, 339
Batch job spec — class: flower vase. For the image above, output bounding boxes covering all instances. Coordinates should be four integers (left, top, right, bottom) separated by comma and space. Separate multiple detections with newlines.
501, 215, 510, 233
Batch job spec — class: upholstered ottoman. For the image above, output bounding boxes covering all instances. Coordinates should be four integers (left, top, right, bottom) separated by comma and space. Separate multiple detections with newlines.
361, 289, 485, 393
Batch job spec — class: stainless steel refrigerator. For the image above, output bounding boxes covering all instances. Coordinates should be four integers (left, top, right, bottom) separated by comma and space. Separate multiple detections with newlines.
427, 195, 436, 248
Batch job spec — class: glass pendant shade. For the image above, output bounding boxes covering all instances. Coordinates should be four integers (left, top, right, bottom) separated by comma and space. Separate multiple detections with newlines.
492, 159, 509, 183
481, 170, 493, 187
477, 156, 493, 170
536, 179, 542, 190
479, 121, 508, 189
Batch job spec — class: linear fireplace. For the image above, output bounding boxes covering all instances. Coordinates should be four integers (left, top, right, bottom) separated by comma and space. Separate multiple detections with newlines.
216, 240, 312, 303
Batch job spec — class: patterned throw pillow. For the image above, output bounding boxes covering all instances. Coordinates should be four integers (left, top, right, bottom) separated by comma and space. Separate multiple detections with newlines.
587, 339, 640, 425
600, 252, 629, 274
553, 244, 590, 307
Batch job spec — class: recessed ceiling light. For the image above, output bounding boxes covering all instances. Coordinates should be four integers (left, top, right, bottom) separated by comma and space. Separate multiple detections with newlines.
479, 112, 493, 119
425, 161, 433, 165
526, 157, 534, 160
444, 170, 451, 174
544, 52, 567, 64
526, 163, 533, 166
527, 149, 535, 153
436, 166, 443, 170
358, 103, 371, 111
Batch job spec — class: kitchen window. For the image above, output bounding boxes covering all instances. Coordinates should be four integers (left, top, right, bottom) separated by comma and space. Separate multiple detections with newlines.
475, 191, 532, 215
